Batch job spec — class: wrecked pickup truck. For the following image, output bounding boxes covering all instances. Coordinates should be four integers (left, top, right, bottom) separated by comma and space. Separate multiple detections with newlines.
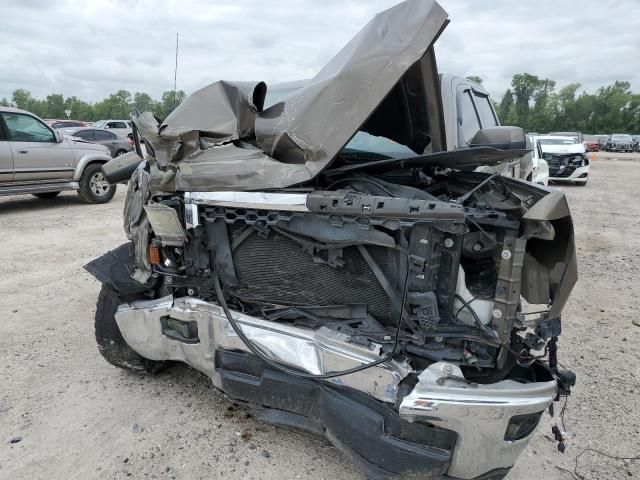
86, 1, 577, 479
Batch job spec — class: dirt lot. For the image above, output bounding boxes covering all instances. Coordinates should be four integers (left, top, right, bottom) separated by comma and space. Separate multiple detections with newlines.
1, 155, 639, 480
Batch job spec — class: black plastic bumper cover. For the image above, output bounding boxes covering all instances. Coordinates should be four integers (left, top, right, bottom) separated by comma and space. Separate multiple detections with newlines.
217, 350, 458, 479
83, 242, 152, 295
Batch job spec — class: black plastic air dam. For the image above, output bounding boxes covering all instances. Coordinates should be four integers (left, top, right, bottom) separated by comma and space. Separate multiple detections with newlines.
215, 350, 511, 480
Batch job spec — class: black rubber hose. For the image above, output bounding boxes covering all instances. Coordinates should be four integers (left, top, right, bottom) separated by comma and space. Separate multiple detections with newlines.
454, 293, 497, 340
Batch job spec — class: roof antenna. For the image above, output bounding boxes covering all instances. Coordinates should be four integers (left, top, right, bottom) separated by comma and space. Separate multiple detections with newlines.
173, 32, 179, 109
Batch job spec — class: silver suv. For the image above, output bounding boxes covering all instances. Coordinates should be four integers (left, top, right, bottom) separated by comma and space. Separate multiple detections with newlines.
0, 107, 116, 203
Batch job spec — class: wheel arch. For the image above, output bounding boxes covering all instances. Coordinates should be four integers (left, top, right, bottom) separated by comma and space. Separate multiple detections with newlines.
72, 153, 112, 181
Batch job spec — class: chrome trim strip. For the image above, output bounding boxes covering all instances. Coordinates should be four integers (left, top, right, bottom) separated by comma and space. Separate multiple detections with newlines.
13, 167, 76, 172
184, 191, 309, 212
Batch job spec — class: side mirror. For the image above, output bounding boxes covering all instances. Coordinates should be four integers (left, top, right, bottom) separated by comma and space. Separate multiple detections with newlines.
54, 130, 65, 143
469, 126, 527, 150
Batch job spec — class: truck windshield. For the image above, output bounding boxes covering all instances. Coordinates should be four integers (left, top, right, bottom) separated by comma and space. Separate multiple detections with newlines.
265, 88, 415, 159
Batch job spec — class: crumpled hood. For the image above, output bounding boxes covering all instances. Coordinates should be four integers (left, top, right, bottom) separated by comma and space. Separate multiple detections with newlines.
135, 0, 449, 192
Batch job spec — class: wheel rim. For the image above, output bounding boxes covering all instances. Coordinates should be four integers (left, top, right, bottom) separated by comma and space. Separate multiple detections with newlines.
90, 172, 110, 196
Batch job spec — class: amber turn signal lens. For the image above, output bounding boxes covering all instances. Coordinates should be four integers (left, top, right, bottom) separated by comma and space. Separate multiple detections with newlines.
149, 245, 162, 265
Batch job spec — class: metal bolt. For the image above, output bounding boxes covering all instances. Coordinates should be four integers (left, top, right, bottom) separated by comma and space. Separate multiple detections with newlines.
492, 308, 503, 319
187, 288, 195, 296
419, 238, 429, 245
442, 364, 454, 375
444, 238, 454, 248
501, 250, 512, 260
472, 242, 482, 252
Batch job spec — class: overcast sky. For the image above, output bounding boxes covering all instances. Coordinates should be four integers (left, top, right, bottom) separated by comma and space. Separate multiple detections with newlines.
1, 0, 638, 103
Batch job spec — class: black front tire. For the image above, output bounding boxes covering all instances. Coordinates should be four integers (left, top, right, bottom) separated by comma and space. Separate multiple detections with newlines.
32, 191, 61, 199
95, 284, 164, 374
77, 163, 116, 204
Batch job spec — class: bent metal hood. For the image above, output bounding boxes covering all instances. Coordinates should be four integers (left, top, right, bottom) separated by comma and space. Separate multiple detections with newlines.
135, 0, 449, 191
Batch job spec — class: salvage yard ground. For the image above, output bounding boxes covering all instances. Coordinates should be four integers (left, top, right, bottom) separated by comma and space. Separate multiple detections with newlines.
1, 153, 639, 480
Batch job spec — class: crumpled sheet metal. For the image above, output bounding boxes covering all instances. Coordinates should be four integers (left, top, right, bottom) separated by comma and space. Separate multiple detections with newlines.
123, 162, 153, 282
161, 80, 266, 145
173, 143, 314, 191
135, 0, 448, 192
135, 80, 266, 168
255, 0, 448, 176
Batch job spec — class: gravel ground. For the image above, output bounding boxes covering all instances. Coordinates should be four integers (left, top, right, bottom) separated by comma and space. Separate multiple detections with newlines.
1, 155, 639, 480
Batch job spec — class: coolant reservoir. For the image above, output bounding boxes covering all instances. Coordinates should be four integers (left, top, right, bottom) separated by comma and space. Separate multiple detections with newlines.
453, 266, 493, 326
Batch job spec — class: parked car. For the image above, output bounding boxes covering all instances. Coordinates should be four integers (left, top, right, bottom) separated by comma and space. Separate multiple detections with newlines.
539, 136, 589, 185
46, 119, 90, 129
62, 127, 134, 157
86, 2, 576, 479
0, 107, 116, 203
549, 131, 583, 143
605, 133, 634, 152
595, 134, 609, 150
582, 135, 599, 151
91, 119, 132, 138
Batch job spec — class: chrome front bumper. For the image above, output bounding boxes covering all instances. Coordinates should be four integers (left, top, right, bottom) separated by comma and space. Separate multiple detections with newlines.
115, 296, 556, 479
400, 362, 556, 478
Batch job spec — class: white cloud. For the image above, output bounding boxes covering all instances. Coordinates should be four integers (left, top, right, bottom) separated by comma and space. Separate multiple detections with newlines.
1, 0, 638, 103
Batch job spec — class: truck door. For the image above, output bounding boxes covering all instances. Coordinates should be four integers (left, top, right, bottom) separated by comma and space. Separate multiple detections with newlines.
0, 118, 13, 182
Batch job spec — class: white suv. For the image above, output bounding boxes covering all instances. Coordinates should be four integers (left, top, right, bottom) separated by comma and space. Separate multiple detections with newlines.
91, 119, 132, 138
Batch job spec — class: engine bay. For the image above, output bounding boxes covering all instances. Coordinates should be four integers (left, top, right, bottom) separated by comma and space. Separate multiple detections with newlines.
134, 164, 576, 386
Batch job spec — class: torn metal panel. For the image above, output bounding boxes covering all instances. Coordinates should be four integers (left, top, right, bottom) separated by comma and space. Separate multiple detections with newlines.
123, 162, 153, 280
161, 81, 266, 145
135, 81, 266, 169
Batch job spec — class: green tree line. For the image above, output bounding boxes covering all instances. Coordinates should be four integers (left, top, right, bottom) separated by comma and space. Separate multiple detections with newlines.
490, 74, 640, 134
0, 89, 186, 122
2, 73, 639, 133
